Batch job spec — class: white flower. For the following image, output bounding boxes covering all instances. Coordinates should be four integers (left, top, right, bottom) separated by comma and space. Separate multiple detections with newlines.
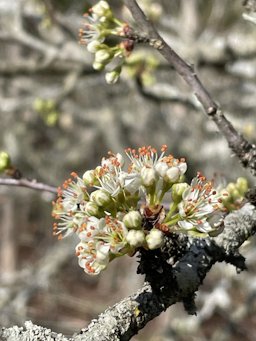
118, 172, 141, 194
76, 240, 109, 275
52, 172, 89, 239
100, 217, 128, 254
177, 172, 224, 233
77, 216, 104, 241
146, 229, 164, 250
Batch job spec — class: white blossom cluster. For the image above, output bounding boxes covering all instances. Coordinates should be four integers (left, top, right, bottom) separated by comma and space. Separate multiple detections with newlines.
79, 1, 133, 84
53, 145, 227, 275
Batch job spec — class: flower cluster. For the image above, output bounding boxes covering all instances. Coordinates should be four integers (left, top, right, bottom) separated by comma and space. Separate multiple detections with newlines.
79, 1, 133, 84
53, 145, 228, 275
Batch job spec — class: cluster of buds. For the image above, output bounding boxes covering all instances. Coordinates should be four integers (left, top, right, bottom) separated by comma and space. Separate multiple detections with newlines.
53, 145, 230, 275
79, 1, 133, 84
221, 177, 248, 211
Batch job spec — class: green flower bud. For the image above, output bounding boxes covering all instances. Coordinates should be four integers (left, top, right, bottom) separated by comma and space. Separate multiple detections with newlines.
93, 61, 105, 70
0, 151, 11, 172
220, 189, 231, 203
236, 177, 248, 195
84, 201, 100, 216
231, 189, 241, 201
95, 49, 111, 64
226, 182, 236, 193
146, 228, 164, 250
90, 189, 111, 206
172, 183, 189, 203
123, 210, 142, 229
126, 229, 145, 247
83, 170, 95, 185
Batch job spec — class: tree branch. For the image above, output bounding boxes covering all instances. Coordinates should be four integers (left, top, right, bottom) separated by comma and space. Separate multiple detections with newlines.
0, 178, 57, 194
124, 0, 256, 176
1, 204, 255, 341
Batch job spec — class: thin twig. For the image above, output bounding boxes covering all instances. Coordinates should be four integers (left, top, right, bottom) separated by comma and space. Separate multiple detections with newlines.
124, 0, 256, 176
0, 178, 57, 194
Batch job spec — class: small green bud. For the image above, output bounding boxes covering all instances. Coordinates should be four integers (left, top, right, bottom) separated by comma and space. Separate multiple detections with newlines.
93, 61, 105, 71
126, 229, 145, 247
83, 170, 96, 186
95, 49, 111, 64
84, 201, 100, 216
0, 151, 11, 172
236, 177, 248, 195
90, 189, 111, 206
123, 210, 142, 229
220, 189, 231, 203
172, 183, 189, 203
231, 189, 241, 201
226, 183, 236, 193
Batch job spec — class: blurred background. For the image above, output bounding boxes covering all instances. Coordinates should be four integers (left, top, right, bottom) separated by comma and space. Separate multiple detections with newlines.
0, 0, 256, 340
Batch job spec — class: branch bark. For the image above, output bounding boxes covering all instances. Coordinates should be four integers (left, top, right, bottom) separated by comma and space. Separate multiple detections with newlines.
1, 204, 255, 341
0, 178, 57, 194
124, 0, 256, 176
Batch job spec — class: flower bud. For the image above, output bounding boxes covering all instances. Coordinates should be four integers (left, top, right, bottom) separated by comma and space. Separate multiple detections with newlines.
95, 49, 111, 63
155, 162, 168, 177
146, 229, 164, 250
84, 201, 100, 216
141, 166, 157, 187
92, 1, 110, 17
90, 190, 111, 206
231, 189, 241, 201
123, 211, 142, 229
236, 177, 248, 195
83, 170, 95, 185
0, 151, 11, 172
172, 183, 190, 203
96, 244, 110, 263
165, 167, 180, 183
126, 229, 145, 247
93, 61, 105, 70
226, 182, 236, 193
178, 162, 187, 175
87, 40, 101, 53
105, 70, 120, 84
